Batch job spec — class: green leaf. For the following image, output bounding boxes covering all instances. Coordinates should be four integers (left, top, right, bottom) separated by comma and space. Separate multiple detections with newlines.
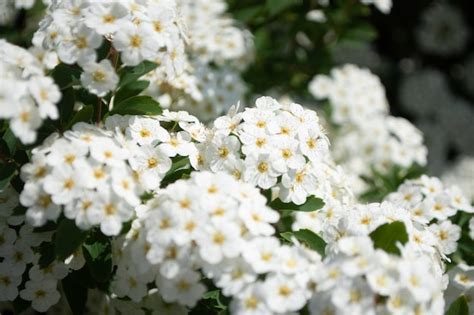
281, 229, 326, 257
66, 105, 94, 129
12, 297, 31, 314
111, 96, 162, 116
12, 205, 27, 216
62, 271, 88, 315
51, 63, 81, 89
38, 242, 56, 268
234, 5, 264, 23
33, 221, 57, 233
445, 295, 469, 315
83, 234, 113, 284
344, 23, 378, 42
269, 196, 324, 212
161, 157, 190, 186
369, 221, 408, 255
51, 63, 80, 125
119, 61, 158, 88
202, 290, 226, 310
114, 80, 150, 104
2, 127, 17, 155
55, 219, 88, 260
266, 0, 297, 17
0, 162, 16, 190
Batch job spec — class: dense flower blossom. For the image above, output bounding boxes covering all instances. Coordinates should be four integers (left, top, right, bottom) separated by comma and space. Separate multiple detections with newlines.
143, 0, 253, 120
19, 113, 202, 235
0, 183, 85, 312
442, 156, 474, 203
191, 96, 346, 206
296, 199, 455, 315
33, 0, 185, 97
309, 64, 427, 193
387, 175, 473, 222
0, 0, 472, 312
0, 40, 61, 144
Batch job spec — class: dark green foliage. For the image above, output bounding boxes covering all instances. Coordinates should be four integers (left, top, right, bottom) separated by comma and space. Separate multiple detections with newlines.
369, 221, 409, 255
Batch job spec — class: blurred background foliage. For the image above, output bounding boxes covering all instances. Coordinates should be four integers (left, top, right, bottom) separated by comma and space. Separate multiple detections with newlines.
228, 0, 379, 96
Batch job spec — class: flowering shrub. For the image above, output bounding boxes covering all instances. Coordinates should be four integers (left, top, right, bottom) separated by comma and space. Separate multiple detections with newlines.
0, 0, 473, 315
310, 64, 428, 197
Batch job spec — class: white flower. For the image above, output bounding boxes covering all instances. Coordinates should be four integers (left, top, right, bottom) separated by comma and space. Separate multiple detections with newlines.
262, 274, 307, 313
0, 262, 22, 301
243, 154, 279, 189
28, 261, 68, 281
64, 196, 95, 230
126, 117, 169, 146
240, 131, 275, 156
230, 283, 272, 315
208, 134, 241, 172
57, 24, 102, 64
28, 77, 61, 119
429, 220, 461, 255
21, 183, 61, 227
43, 166, 84, 205
155, 270, 206, 307
87, 188, 133, 236
0, 226, 17, 256
399, 260, 436, 302
80, 59, 119, 97
280, 165, 319, 205
366, 266, 399, 296
242, 237, 280, 274
159, 131, 195, 157
196, 221, 242, 264
239, 204, 279, 236
3, 240, 34, 274
271, 138, 305, 173
20, 279, 60, 312
90, 137, 128, 166
113, 22, 160, 66
46, 138, 88, 167
298, 128, 329, 162
213, 258, 257, 296
10, 102, 42, 144
84, 2, 129, 35
129, 145, 171, 190
112, 266, 148, 302
331, 278, 374, 314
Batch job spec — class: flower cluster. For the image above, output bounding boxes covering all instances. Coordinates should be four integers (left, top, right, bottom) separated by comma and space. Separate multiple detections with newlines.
386, 175, 473, 256
145, 61, 247, 121
309, 64, 388, 125
0, 40, 61, 144
442, 156, 474, 203
446, 264, 474, 310
0, 0, 16, 25
192, 96, 339, 205
178, 0, 253, 67
19, 112, 202, 236
309, 64, 427, 193
143, 0, 253, 120
416, 2, 469, 57
34, 0, 185, 97
110, 171, 322, 314
294, 200, 447, 315
0, 185, 86, 312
